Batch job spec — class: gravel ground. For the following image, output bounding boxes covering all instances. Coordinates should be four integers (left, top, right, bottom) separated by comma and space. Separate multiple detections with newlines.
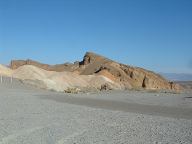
0, 79, 192, 144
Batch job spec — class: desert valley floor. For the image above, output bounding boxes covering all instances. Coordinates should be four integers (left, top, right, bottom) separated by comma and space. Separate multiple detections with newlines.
0, 78, 192, 144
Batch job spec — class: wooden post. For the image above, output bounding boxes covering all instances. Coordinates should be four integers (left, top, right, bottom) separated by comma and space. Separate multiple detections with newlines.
0, 75, 2, 83
11, 76, 13, 84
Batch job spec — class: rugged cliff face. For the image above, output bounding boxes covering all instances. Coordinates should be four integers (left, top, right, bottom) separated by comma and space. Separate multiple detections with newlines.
78, 52, 181, 91
10, 52, 182, 91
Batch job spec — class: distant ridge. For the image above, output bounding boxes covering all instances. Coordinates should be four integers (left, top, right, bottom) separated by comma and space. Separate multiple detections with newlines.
10, 59, 79, 72
161, 73, 192, 81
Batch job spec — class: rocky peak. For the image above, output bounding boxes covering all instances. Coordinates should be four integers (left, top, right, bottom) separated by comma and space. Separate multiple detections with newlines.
81, 52, 108, 65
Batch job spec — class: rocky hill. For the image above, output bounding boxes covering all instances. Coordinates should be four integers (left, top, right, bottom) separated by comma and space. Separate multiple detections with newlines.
10, 59, 79, 72
10, 52, 182, 91
1, 64, 119, 92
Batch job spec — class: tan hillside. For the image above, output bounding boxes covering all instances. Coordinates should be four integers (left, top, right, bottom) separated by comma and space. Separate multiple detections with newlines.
0, 64, 13, 76
11, 65, 119, 92
9, 52, 182, 91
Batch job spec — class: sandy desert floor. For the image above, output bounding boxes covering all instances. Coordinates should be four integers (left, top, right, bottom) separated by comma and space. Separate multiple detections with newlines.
0, 78, 192, 144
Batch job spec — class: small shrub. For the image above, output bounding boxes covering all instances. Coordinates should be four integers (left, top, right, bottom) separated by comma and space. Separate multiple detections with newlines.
64, 87, 80, 94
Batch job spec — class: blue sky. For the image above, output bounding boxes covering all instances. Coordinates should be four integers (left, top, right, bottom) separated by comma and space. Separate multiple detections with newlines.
0, 0, 192, 74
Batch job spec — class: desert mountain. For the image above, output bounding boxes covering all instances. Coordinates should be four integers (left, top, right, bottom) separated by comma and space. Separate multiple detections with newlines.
10, 52, 181, 91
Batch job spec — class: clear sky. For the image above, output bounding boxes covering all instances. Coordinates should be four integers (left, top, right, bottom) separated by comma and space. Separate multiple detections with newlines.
0, 0, 192, 74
